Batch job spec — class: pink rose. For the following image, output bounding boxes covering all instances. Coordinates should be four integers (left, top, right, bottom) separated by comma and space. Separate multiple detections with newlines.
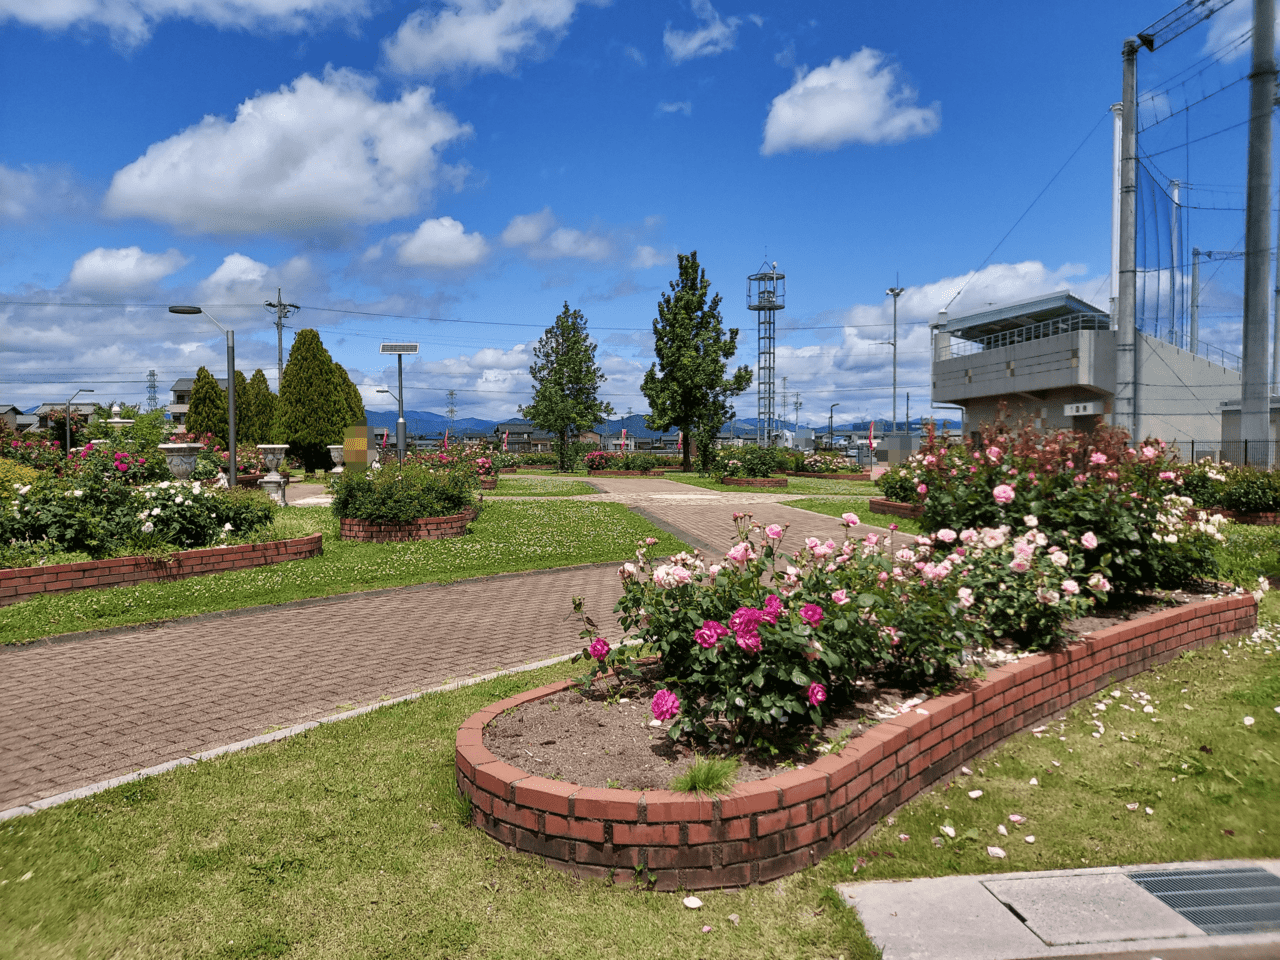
832, 589, 850, 605
916, 483, 928, 496
986, 446, 1003, 462
1090, 452, 1107, 465
993, 484, 1015, 505
694, 620, 729, 649
1159, 471, 1176, 481
841, 512, 860, 527
764, 524, 784, 540
762, 594, 784, 624
800, 603, 824, 627
1081, 531, 1098, 550
651, 690, 680, 721
588, 637, 610, 661
807, 683, 827, 707
936, 528, 957, 543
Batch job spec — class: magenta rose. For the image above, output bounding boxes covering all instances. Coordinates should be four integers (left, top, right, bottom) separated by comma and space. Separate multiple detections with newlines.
651, 689, 680, 721
807, 682, 827, 707
694, 620, 729, 649
800, 603, 824, 627
588, 637, 610, 662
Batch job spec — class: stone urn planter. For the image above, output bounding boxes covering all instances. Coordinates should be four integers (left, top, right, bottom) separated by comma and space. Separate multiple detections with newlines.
256, 444, 290, 506
157, 442, 204, 481
328, 444, 346, 474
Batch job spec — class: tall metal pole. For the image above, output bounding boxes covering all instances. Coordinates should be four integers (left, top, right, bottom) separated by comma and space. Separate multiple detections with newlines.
1191, 249, 1201, 348
1242, 0, 1276, 460
1110, 102, 1124, 316
66, 388, 93, 452
887, 285, 904, 432
1170, 179, 1180, 344
1115, 38, 1139, 441
396, 353, 406, 463
225, 330, 237, 488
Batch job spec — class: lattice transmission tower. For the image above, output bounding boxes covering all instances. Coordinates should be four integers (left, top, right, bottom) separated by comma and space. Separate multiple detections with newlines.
748, 262, 785, 446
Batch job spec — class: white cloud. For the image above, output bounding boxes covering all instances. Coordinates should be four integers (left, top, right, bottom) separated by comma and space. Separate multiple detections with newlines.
623, 44, 646, 66
630, 245, 670, 269
761, 48, 940, 155
0, 0, 372, 49
1201, 2, 1275, 62
103, 67, 471, 235
500, 207, 612, 260
0, 164, 88, 223
664, 0, 739, 63
500, 206, 556, 246
383, 0, 606, 77
657, 100, 692, 116
382, 216, 490, 268
66, 246, 189, 293
193, 252, 317, 320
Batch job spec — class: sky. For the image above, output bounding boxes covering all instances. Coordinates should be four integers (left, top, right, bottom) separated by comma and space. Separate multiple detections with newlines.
0, 0, 1267, 428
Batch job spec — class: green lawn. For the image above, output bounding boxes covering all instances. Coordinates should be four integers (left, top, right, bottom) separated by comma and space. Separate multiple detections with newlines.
0, 501, 689, 646
659, 473, 881, 497
785, 497, 926, 536
487, 477, 596, 497
1, 625, 1275, 959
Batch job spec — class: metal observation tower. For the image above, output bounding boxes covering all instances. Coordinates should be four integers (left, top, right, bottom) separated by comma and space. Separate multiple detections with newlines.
748, 262, 785, 446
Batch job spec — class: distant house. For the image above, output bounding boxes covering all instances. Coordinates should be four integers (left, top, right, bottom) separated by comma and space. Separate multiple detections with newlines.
168, 376, 226, 427
0, 404, 23, 433
32, 402, 98, 432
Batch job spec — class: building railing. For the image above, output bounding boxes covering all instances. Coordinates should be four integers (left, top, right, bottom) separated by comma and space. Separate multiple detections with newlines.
1166, 439, 1277, 468
937, 312, 1110, 360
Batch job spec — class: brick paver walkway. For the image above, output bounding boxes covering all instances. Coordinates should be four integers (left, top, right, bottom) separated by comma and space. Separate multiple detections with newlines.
0, 477, 897, 812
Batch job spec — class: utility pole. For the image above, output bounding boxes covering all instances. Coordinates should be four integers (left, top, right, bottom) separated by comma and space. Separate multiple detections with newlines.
263, 288, 299, 391
887, 282, 904, 432
781, 376, 788, 435
1242, 0, 1276, 462
1115, 36, 1139, 442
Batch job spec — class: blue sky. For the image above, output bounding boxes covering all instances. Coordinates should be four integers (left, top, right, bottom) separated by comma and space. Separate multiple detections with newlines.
0, 0, 1264, 426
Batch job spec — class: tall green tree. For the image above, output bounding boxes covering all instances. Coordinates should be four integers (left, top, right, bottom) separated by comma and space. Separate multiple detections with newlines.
334, 363, 364, 426
520, 302, 615, 471
641, 251, 752, 473
240, 369, 276, 447
274, 329, 347, 471
186, 366, 228, 446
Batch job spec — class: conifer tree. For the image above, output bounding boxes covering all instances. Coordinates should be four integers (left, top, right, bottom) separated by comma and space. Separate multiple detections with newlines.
241, 369, 276, 447
334, 363, 364, 426
186, 366, 228, 446
641, 251, 752, 473
274, 329, 346, 471
521, 303, 614, 471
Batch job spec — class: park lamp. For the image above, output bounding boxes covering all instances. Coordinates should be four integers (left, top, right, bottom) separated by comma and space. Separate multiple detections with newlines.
169, 305, 236, 488
829, 402, 839, 449
66, 388, 94, 453
376, 387, 406, 463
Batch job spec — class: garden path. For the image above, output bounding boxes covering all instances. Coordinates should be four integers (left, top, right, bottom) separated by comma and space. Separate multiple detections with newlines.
0, 478, 905, 815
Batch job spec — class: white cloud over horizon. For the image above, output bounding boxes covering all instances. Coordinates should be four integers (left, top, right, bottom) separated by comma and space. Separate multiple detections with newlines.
500, 207, 612, 260
383, 0, 606, 76
0, 164, 89, 223
66, 246, 189, 293
663, 0, 739, 63
365, 216, 491, 269
761, 48, 940, 155
103, 67, 471, 235
0, 0, 372, 49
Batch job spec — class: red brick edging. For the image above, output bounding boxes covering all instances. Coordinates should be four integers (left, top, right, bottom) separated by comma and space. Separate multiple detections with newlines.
339, 508, 478, 542
869, 497, 924, 519
784, 471, 872, 481
0, 534, 324, 607
1218, 509, 1280, 526
587, 469, 670, 477
719, 476, 788, 488
455, 592, 1256, 891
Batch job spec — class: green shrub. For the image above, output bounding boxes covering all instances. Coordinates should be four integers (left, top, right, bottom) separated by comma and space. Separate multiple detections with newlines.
210, 486, 278, 536
0, 537, 92, 571
0, 460, 40, 489
331, 463, 476, 523
519, 452, 559, 466
1219, 467, 1280, 513
721, 444, 780, 478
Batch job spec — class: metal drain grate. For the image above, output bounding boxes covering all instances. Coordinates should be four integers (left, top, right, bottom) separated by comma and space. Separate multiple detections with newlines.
1127, 866, 1280, 935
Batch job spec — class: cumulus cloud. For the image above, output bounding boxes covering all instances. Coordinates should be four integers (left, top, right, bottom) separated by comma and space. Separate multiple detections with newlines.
761, 48, 940, 155
657, 100, 692, 116
0, 0, 372, 49
103, 67, 471, 235
383, 0, 606, 76
500, 207, 611, 260
369, 216, 490, 268
0, 164, 89, 223
664, 0, 739, 62
1201, 2, 1276, 62
66, 246, 189, 293
630, 245, 670, 269
192, 252, 317, 320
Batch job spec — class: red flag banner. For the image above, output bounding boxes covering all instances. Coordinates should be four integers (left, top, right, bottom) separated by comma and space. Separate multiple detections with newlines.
503, 429, 508, 452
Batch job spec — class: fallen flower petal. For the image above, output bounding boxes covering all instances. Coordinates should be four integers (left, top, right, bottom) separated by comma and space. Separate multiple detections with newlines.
987, 846, 1007, 859
728, 914, 739, 926
1243, 716, 1255, 727
1008, 814, 1026, 823
1025, 835, 1036, 844
1126, 802, 1140, 811
1029, 778, 1039, 786
968, 790, 984, 799
997, 825, 1008, 836
941, 825, 956, 838
898, 833, 910, 842
701, 925, 712, 933
960, 766, 973, 776
683, 896, 703, 909
931, 836, 944, 847
1145, 807, 1155, 815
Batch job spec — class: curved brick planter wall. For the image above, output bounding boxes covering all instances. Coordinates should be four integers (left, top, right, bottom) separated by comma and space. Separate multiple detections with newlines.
480, 477, 498, 490
1219, 509, 1280, 526
869, 497, 924, 520
339, 508, 479, 542
456, 593, 1256, 891
587, 469, 672, 477
784, 471, 872, 481
719, 477, 788, 488
0, 534, 323, 607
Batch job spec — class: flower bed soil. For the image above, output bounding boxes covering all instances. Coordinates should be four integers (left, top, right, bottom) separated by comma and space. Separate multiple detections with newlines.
457, 588, 1256, 890
869, 497, 924, 519
0, 534, 323, 607
719, 476, 788, 488
339, 508, 479, 542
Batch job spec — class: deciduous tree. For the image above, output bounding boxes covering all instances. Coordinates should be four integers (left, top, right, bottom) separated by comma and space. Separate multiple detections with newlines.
521, 303, 615, 471
641, 251, 752, 473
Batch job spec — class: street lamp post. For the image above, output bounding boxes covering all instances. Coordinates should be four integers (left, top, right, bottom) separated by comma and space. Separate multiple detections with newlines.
169, 305, 236, 488
65, 388, 94, 453
376, 388, 405, 463
829, 402, 839, 450
887, 284, 904, 432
